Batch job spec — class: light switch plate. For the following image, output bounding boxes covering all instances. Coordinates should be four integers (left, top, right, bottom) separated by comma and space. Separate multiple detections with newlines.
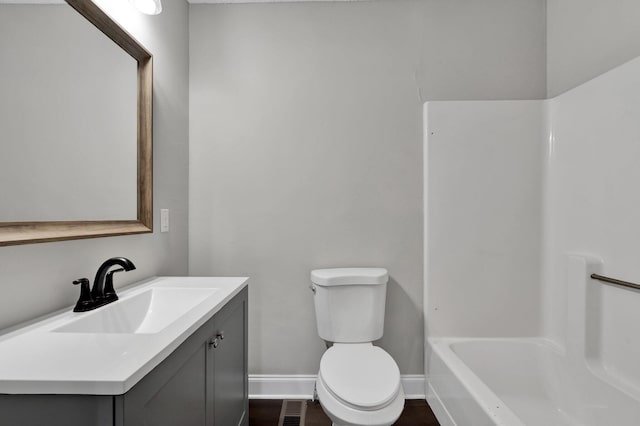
160, 209, 169, 233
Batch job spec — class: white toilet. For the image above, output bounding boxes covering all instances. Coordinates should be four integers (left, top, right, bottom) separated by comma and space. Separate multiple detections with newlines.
310, 268, 404, 426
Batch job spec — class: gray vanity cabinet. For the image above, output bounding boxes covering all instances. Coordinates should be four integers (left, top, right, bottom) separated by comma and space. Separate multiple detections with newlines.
0, 287, 248, 426
117, 286, 249, 426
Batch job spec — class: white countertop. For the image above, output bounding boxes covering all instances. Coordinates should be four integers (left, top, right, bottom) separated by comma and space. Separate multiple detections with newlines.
0, 276, 248, 395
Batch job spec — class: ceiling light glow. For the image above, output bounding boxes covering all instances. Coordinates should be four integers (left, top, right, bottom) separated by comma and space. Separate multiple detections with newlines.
129, 0, 162, 15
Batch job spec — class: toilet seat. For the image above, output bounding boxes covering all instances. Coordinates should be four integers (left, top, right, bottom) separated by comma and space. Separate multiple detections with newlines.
319, 343, 401, 411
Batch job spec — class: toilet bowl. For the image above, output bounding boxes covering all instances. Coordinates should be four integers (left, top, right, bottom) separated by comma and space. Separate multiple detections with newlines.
310, 268, 405, 426
315, 343, 404, 426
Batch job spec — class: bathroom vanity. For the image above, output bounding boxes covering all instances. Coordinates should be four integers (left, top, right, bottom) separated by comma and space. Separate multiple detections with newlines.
0, 277, 248, 426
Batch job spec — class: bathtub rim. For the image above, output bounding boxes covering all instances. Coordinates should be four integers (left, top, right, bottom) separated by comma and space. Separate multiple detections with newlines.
427, 337, 564, 426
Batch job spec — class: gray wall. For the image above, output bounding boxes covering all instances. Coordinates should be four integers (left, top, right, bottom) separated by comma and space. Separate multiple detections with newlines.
425, 101, 544, 339
189, 0, 546, 375
547, 0, 640, 96
0, 0, 190, 331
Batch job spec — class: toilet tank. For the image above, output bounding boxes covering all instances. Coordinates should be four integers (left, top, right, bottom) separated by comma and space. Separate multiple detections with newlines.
311, 268, 388, 343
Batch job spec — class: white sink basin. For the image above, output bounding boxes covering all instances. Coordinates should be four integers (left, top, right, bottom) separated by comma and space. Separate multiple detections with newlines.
0, 276, 248, 395
53, 287, 217, 334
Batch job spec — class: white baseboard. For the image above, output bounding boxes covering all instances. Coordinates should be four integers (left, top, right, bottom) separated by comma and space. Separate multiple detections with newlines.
249, 374, 425, 400
401, 374, 427, 399
249, 375, 317, 400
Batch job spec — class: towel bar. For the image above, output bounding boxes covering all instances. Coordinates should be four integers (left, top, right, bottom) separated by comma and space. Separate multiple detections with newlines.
590, 273, 640, 291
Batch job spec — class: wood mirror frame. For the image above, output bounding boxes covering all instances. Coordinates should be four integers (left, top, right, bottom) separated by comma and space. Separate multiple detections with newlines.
0, 0, 153, 247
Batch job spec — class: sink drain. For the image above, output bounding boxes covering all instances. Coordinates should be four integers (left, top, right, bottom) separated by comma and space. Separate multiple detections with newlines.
278, 400, 307, 426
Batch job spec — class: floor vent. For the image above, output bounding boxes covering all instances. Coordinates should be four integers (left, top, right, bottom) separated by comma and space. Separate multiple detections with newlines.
278, 400, 307, 426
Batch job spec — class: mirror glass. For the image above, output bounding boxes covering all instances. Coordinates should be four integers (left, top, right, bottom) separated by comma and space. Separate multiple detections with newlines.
0, 2, 138, 222
0, 0, 152, 246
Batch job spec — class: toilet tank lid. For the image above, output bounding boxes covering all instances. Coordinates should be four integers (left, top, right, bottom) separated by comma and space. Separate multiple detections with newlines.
311, 268, 388, 286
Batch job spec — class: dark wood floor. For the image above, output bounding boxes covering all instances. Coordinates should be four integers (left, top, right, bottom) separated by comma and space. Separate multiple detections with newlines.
249, 399, 440, 426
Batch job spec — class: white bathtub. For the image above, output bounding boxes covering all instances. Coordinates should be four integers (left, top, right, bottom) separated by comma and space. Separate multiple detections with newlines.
427, 338, 640, 426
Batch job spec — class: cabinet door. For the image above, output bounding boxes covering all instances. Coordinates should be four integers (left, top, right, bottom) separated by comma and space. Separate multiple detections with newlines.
206, 288, 248, 426
119, 335, 208, 426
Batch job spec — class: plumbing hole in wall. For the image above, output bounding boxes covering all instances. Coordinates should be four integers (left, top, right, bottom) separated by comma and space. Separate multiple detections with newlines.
278, 400, 307, 426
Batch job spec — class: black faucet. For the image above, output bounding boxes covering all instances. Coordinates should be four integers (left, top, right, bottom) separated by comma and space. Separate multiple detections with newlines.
73, 257, 136, 312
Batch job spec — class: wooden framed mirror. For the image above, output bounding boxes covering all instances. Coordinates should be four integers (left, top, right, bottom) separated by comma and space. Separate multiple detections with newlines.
0, 0, 152, 246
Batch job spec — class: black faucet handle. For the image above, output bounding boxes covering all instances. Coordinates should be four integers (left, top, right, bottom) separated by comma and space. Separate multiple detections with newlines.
73, 278, 94, 312
73, 278, 90, 286
104, 268, 125, 302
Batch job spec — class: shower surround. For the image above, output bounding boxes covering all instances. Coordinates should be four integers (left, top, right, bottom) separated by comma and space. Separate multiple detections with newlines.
424, 55, 640, 425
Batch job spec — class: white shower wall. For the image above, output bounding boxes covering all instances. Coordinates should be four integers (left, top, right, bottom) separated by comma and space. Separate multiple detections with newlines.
425, 55, 640, 394
542, 56, 640, 386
